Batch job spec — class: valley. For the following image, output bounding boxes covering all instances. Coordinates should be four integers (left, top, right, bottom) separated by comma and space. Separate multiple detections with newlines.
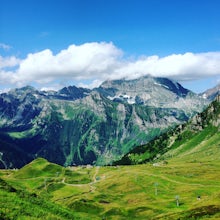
1, 150, 220, 219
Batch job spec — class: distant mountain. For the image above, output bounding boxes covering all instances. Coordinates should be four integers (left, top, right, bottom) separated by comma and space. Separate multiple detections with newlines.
98, 76, 191, 105
114, 94, 220, 165
97, 76, 208, 115
201, 83, 220, 100
45, 85, 90, 100
0, 76, 208, 168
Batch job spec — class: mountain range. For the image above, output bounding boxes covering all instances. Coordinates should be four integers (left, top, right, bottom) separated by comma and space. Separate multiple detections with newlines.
0, 76, 214, 168
0, 94, 220, 219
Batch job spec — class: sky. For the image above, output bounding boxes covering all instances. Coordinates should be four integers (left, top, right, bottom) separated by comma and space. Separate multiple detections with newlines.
1, 0, 220, 93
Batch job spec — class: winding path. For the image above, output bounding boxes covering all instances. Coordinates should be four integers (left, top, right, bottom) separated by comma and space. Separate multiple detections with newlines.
61, 166, 100, 192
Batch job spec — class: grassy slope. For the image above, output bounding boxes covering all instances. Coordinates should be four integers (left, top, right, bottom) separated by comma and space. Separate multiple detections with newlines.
0, 176, 83, 220
1, 144, 220, 220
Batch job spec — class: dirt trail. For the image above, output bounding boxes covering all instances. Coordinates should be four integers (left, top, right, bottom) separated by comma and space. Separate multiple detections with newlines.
60, 166, 100, 192
92, 166, 100, 182
90, 166, 100, 192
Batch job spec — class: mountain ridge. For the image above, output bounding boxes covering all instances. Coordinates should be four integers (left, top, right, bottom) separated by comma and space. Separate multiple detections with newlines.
201, 83, 220, 100
114, 94, 220, 165
0, 76, 210, 168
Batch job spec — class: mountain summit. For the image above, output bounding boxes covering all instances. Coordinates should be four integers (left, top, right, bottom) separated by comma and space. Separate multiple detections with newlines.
97, 76, 205, 113
0, 76, 208, 168
99, 76, 189, 104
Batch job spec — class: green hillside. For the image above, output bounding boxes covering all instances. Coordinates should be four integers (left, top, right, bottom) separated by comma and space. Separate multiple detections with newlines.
0, 175, 83, 219
1, 153, 220, 219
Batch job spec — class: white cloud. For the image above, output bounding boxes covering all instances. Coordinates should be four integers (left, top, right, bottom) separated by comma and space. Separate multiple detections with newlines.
40, 85, 63, 91
12, 42, 122, 85
0, 55, 21, 87
0, 55, 21, 69
0, 43, 11, 51
113, 52, 220, 81
0, 42, 220, 90
78, 79, 103, 89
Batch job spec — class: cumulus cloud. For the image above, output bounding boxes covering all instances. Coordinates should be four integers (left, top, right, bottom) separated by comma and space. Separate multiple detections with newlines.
114, 52, 220, 81
0, 55, 21, 69
78, 79, 103, 89
0, 41, 220, 90
0, 55, 21, 86
13, 42, 122, 85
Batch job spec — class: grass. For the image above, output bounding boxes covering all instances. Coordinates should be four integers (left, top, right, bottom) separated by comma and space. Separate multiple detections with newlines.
1, 155, 220, 219
0, 177, 83, 220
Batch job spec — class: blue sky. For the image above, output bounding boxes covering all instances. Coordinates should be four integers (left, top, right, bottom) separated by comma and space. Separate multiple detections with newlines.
0, 0, 220, 93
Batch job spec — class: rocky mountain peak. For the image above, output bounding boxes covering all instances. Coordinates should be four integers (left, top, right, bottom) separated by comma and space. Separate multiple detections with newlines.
7, 85, 38, 97
56, 85, 90, 100
97, 76, 206, 111
99, 76, 188, 95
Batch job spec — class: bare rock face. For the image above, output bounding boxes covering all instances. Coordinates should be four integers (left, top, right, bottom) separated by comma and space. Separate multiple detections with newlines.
114, 95, 220, 166
0, 76, 209, 168
201, 83, 220, 100
97, 76, 207, 117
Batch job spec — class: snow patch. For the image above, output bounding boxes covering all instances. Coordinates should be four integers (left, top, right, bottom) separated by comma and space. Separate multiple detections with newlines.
202, 93, 207, 99
107, 94, 136, 104
154, 82, 169, 89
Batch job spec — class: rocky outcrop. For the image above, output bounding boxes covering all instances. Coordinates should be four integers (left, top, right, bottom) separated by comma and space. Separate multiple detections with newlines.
114, 95, 220, 165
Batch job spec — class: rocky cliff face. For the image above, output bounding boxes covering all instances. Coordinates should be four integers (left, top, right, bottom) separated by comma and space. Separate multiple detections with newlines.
114, 94, 220, 165
97, 76, 207, 117
201, 83, 220, 100
0, 76, 209, 168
